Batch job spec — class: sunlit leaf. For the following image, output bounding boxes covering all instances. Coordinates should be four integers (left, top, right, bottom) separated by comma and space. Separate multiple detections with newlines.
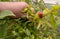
43, 8, 51, 16
51, 5, 60, 11
52, 11, 58, 16
25, 29, 30, 36
50, 14, 57, 29
30, 35, 34, 39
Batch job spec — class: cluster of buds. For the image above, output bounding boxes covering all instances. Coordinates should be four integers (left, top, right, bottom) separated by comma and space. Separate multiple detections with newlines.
22, 5, 51, 19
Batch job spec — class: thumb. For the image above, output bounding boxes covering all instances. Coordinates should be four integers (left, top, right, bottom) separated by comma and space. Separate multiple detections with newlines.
0, 2, 28, 18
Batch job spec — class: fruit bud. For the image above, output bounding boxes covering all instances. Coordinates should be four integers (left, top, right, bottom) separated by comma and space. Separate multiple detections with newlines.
38, 12, 43, 18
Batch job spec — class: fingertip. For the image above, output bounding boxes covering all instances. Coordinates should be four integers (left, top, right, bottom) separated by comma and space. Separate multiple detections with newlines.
20, 2, 28, 8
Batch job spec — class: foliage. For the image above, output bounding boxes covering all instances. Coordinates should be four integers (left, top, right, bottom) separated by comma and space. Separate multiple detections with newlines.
0, 5, 60, 39
0, 0, 60, 39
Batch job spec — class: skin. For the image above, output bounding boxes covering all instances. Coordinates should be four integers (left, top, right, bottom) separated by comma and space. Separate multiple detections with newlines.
0, 2, 28, 18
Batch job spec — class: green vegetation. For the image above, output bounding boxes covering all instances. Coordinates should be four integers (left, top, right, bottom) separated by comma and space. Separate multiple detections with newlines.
0, 0, 60, 39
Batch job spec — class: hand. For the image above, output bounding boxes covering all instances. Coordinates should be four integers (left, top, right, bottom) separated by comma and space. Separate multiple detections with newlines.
0, 2, 28, 18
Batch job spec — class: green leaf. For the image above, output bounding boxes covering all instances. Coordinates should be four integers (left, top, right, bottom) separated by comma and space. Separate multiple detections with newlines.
25, 0, 30, 3
52, 11, 58, 16
50, 14, 57, 29
51, 5, 60, 11
16, 36, 22, 39
25, 29, 30, 36
0, 10, 15, 19
0, 21, 7, 38
30, 35, 34, 39
56, 17, 60, 25
24, 37, 30, 39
